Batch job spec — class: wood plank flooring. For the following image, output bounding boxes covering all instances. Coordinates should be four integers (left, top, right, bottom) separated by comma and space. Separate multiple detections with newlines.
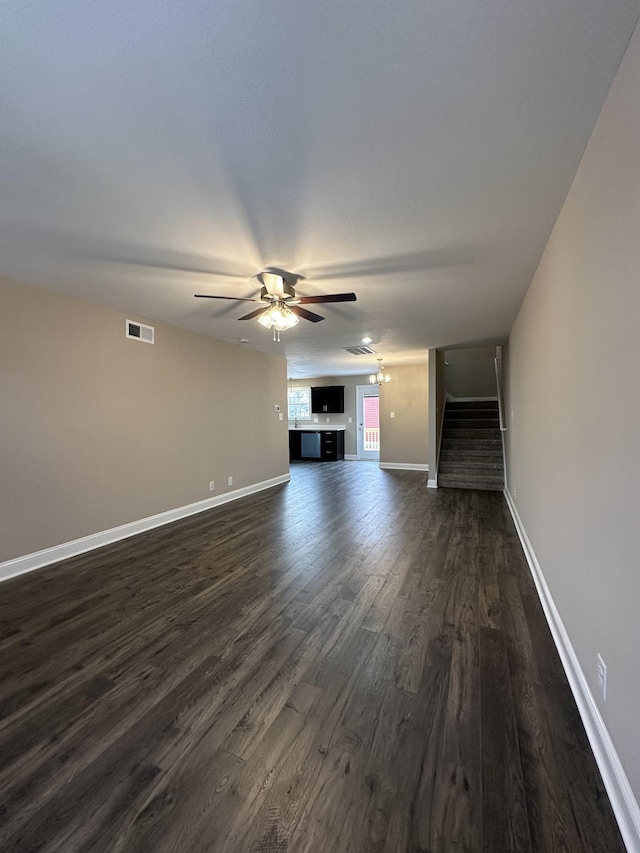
0, 462, 625, 852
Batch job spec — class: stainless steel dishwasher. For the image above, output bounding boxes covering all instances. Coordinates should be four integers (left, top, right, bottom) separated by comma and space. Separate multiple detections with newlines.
300, 431, 321, 459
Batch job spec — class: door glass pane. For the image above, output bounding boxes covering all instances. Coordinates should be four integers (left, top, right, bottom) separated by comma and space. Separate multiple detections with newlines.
363, 395, 380, 451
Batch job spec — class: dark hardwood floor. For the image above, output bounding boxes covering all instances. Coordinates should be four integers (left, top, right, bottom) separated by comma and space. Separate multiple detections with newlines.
0, 462, 624, 852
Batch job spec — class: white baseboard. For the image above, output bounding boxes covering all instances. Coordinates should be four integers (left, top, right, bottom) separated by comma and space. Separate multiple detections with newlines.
0, 474, 291, 584
427, 478, 438, 488
504, 488, 640, 853
344, 454, 359, 461
379, 463, 429, 472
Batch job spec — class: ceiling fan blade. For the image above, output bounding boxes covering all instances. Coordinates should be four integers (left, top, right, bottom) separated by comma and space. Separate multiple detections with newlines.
237, 306, 270, 321
290, 305, 325, 323
296, 293, 357, 304
194, 294, 260, 301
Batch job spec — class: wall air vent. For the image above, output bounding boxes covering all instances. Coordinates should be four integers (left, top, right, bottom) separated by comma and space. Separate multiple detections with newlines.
126, 320, 154, 344
342, 345, 376, 356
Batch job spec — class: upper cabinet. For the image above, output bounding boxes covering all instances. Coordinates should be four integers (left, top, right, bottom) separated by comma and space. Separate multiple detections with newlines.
311, 385, 345, 413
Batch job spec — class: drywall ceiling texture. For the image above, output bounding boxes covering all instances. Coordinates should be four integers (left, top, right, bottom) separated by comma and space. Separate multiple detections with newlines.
505, 18, 640, 815
0, 278, 289, 564
1, 1, 639, 377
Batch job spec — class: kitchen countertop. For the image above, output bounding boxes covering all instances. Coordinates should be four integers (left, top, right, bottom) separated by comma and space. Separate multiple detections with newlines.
288, 424, 346, 431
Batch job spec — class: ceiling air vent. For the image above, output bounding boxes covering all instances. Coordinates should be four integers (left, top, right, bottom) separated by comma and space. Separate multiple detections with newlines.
343, 345, 376, 356
126, 320, 154, 344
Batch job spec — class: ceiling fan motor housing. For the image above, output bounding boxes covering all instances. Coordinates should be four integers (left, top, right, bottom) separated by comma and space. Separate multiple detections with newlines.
260, 282, 296, 302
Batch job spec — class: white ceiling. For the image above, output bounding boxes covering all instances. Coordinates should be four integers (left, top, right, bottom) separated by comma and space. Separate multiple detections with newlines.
2, 0, 639, 377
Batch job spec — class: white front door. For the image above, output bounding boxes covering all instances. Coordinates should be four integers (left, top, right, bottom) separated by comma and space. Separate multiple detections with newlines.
356, 385, 380, 460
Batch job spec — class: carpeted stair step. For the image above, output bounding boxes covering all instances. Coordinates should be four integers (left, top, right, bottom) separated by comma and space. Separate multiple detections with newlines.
443, 409, 499, 420
439, 459, 504, 473
443, 418, 500, 430
442, 427, 501, 440
437, 473, 504, 491
441, 438, 503, 448
441, 434, 502, 444
446, 400, 498, 410
440, 447, 502, 460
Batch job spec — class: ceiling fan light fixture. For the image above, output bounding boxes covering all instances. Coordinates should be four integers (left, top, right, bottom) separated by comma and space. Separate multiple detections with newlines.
370, 358, 391, 385
257, 302, 299, 339
259, 303, 299, 329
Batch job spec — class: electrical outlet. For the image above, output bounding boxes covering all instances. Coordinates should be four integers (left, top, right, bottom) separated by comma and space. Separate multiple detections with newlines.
279, 412, 283, 420
348, 417, 352, 423
390, 411, 395, 419
597, 654, 607, 701
227, 476, 233, 486
209, 481, 215, 492
326, 417, 330, 423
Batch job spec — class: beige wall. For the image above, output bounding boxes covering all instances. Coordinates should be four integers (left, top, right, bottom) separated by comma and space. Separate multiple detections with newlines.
444, 346, 497, 398
379, 363, 429, 466
0, 278, 289, 564
505, 22, 640, 804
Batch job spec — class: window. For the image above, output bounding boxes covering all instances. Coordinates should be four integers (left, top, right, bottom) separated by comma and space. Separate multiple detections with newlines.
288, 386, 311, 421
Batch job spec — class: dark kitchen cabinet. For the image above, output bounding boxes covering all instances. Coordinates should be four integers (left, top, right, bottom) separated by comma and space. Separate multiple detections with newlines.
289, 430, 345, 462
320, 429, 344, 461
289, 430, 302, 461
311, 385, 345, 413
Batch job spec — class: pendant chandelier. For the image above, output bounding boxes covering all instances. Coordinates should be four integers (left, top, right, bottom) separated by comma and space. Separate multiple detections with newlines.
370, 358, 391, 385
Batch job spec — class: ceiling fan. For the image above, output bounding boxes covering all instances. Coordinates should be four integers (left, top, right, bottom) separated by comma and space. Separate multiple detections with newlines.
194, 269, 357, 340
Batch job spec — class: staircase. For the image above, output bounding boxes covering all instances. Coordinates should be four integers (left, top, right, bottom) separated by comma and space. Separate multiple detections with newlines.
438, 400, 504, 491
